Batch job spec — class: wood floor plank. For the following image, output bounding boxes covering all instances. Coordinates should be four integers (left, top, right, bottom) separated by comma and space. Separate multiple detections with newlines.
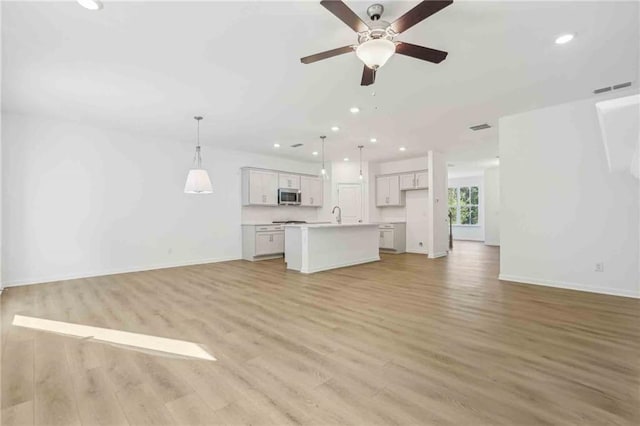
1, 400, 34, 426
164, 393, 217, 426
114, 384, 176, 426
1, 339, 34, 409
68, 367, 129, 426
0, 242, 638, 425
34, 334, 81, 426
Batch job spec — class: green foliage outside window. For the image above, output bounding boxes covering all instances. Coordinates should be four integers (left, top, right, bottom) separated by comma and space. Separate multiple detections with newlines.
448, 186, 479, 225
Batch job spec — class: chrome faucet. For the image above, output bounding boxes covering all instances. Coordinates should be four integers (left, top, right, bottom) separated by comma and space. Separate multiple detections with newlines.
332, 206, 342, 224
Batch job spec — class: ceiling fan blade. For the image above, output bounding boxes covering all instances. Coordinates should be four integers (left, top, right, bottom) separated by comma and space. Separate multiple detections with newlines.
391, 0, 453, 34
300, 45, 354, 64
320, 0, 369, 33
361, 66, 375, 86
395, 42, 448, 63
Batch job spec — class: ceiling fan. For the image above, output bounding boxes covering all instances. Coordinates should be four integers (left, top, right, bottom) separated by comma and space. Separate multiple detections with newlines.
300, 0, 453, 86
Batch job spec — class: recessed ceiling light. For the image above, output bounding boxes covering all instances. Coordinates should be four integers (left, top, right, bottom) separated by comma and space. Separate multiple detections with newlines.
331, 126, 340, 132
399, 147, 406, 152
370, 138, 377, 143
312, 151, 318, 156
350, 107, 360, 113
344, 157, 349, 161
555, 33, 574, 45
273, 143, 280, 148
77, 0, 103, 10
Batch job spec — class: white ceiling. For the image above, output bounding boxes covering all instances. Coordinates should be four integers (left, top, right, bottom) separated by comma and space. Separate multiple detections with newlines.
2, 1, 639, 165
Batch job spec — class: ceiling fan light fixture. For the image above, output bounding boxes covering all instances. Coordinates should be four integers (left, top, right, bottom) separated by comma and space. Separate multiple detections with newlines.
356, 38, 395, 70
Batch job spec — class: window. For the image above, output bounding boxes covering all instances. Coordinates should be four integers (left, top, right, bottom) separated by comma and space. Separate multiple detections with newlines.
448, 186, 479, 225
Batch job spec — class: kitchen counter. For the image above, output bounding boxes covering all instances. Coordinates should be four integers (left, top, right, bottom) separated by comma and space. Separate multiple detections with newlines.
284, 223, 380, 273
284, 222, 375, 229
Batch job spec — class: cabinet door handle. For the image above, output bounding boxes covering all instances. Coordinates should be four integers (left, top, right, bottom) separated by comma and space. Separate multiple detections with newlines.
380, 231, 383, 238
310, 197, 314, 204
269, 235, 273, 242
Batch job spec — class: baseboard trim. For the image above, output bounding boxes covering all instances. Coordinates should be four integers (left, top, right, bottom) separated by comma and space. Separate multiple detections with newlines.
428, 251, 448, 259
299, 256, 381, 274
406, 249, 429, 255
498, 274, 639, 299
2, 256, 242, 288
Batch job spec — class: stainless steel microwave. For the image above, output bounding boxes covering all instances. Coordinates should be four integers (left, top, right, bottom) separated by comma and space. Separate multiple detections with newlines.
278, 188, 301, 205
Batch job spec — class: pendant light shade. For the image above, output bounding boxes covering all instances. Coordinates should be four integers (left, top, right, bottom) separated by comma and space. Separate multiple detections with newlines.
184, 169, 212, 194
184, 116, 213, 194
356, 39, 395, 70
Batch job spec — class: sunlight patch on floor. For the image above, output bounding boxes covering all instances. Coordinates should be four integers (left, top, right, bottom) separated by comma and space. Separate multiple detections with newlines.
12, 314, 216, 361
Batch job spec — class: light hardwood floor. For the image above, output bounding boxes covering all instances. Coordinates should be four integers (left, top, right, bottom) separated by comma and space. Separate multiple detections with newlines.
1, 242, 639, 425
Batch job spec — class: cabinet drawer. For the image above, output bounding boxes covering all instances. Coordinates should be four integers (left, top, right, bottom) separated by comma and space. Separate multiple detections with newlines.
379, 224, 395, 229
256, 225, 283, 231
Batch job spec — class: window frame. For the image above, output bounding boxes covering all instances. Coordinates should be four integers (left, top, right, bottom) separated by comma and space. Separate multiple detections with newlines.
448, 185, 480, 227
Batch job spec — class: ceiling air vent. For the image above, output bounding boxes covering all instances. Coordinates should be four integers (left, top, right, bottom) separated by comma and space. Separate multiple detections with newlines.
594, 81, 632, 94
469, 123, 491, 131
593, 86, 611, 94
290, 143, 304, 148
613, 81, 632, 90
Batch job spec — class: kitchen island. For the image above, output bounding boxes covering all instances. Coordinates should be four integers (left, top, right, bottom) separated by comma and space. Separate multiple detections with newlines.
284, 223, 380, 273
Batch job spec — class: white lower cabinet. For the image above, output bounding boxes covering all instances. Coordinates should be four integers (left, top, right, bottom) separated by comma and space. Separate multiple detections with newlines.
378, 223, 406, 253
242, 225, 285, 260
255, 232, 284, 256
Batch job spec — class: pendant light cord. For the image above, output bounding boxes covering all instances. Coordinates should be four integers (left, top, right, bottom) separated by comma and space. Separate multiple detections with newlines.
194, 116, 203, 168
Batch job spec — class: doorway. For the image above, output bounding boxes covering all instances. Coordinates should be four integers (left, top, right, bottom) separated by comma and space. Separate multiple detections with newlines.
337, 183, 363, 224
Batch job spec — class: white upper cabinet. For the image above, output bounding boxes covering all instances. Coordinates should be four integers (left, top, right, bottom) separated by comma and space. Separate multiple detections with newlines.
388, 175, 400, 205
300, 176, 323, 207
242, 169, 279, 206
399, 173, 416, 190
397, 170, 429, 190
376, 175, 403, 207
415, 171, 429, 189
278, 173, 300, 190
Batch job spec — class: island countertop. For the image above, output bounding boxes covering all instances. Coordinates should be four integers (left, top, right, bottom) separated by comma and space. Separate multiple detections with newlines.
284, 223, 378, 229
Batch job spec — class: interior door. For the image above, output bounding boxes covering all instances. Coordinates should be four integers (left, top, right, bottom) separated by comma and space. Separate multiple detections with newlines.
337, 183, 362, 224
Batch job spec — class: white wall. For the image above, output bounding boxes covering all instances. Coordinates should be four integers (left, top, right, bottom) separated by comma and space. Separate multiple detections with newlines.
484, 166, 500, 246
1, 113, 320, 286
499, 92, 639, 298
448, 175, 484, 241
427, 151, 449, 258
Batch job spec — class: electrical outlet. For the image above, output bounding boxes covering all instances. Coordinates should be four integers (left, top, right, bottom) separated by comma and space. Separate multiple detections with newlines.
595, 262, 604, 272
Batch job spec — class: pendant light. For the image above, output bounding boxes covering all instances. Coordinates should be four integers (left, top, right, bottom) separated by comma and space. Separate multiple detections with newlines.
320, 135, 329, 180
184, 116, 213, 194
358, 145, 364, 180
